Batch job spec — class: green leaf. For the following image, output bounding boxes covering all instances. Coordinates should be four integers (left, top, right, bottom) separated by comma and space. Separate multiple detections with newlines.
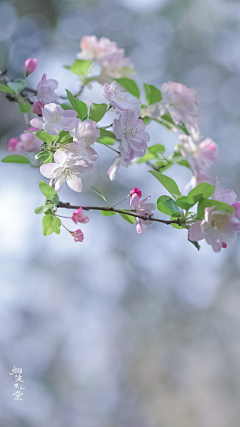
188, 183, 215, 200
59, 131, 73, 144
149, 171, 181, 199
148, 144, 165, 154
141, 116, 150, 125
197, 198, 235, 218
157, 195, 181, 216
175, 158, 191, 168
34, 130, 56, 145
35, 203, 55, 214
0, 83, 15, 94
176, 183, 215, 211
136, 152, 156, 164
39, 181, 59, 204
170, 215, 183, 229
98, 128, 115, 145
42, 214, 61, 236
66, 89, 88, 121
115, 78, 140, 99
161, 113, 190, 136
119, 212, 135, 224
100, 210, 116, 216
18, 102, 31, 113
89, 103, 107, 122
60, 103, 73, 110
155, 160, 173, 172
188, 238, 201, 250
89, 185, 110, 206
8, 79, 27, 95
43, 154, 53, 163
144, 83, 162, 106
65, 59, 91, 75
175, 196, 195, 210
2, 155, 30, 164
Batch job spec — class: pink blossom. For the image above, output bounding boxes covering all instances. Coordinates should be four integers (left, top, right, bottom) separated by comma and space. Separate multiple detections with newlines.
107, 155, 131, 181
8, 138, 20, 151
189, 189, 240, 252
185, 171, 214, 192
40, 149, 93, 192
32, 101, 44, 116
37, 74, 58, 104
130, 188, 142, 198
77, 36, 124, 66
70, 229, 84, 242
71, 207, 89, 224
157, 82, 200, 138
180, 135, 218, 174
31, 103, 78, 135
113, 111, 150, 162
7, 127, 41, 152
24, 58, 38, 75
68, 118, 100, 161
102, 81, 141, 117
130, 193, 156, 234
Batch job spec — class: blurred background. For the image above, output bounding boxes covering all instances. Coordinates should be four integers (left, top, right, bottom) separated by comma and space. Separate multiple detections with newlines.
1, 0, 240, 426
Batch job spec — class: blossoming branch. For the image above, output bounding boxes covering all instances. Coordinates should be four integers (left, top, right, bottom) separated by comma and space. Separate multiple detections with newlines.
1, 35, 240, 252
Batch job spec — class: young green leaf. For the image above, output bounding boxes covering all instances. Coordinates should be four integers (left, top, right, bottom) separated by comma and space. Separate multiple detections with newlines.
115, 78, 140, 99
170, 215, 183, 229
89, 185, 110, 206
175, 196, 195, 210
97, 128, 115, 145
39, 181, 59, 204
144, 83, 162, 105
188, 238, 201, 250
2, 155, 30, 164
35, 203, 55, 214
188, 183, 215, 201
18, 102, 31, 113
65, 59, 91, 75
157, 195, 181, 216
34, 130, 56, 145
136, 152, 156, 164
161, 113, 190, 135
100, 210, 116, 216
148, 144, 165, 154
42, 214, 61, 236
149, 171, 182, 199
66, 89, 88, 121
119, 212, 135, 224
89, 103, 107, 122
8, 79, 27, 95
0, 83, 15, 94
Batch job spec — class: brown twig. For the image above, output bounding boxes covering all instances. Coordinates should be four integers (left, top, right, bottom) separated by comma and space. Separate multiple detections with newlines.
57, 202, 183, 226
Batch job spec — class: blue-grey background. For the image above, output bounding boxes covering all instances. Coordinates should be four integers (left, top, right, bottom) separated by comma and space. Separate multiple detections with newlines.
1, 0, 240, 426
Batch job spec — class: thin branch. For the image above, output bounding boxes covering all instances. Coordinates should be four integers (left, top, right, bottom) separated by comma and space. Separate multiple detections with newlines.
57, 202, 183, 226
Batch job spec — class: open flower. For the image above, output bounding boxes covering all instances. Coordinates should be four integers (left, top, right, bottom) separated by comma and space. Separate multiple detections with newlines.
113, 111, 149, 162
180, 134, 218, 174
70, 229, 84, 242
7, 127, 41, 152
107, 155, 132, 181
30, 103, 78, 135
40, 150, 93, 192
189, 189, 240, 252
102, 81, 141, 117
68, 118, 100, 161
71, 207, 89, 224
130, 193, 156, 234
37, 74, 59, 104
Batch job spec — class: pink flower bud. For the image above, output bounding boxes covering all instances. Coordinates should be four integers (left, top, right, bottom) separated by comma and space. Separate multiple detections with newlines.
8, 137, 20, 151
70, 229, 84, 242
24, 58, 38, 75
32, 101, 44, 116
222, 242, 227, 249
130, 188, 142, 198
71, 207, 89, 224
